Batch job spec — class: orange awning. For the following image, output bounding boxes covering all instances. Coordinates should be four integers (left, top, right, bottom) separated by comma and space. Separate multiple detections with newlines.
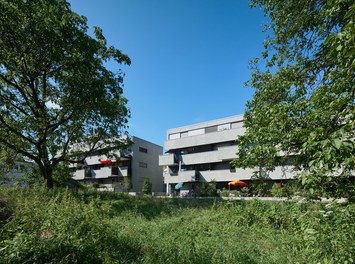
228, 180, 248, 187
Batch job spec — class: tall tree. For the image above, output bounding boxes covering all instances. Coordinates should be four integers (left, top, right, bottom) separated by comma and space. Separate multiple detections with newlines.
0, 0, 131, 188
232, 0, 354, 197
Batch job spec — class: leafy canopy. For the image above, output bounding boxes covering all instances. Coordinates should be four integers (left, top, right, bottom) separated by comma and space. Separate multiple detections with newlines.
232, 0, 354, 197
0, 0, 131, 187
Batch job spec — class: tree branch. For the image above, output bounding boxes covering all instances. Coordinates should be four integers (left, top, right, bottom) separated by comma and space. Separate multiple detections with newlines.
0, 93, 31, 117
0, 72, 39, 117
0, 136, 38, 163
0, 115, 36, 145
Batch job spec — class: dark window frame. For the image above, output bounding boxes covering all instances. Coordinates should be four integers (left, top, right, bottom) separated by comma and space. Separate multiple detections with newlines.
139, 147, 148, 153
139, 162, 148, 168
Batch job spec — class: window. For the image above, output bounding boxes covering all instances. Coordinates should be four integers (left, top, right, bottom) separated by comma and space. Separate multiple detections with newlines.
188, 128, 205, 136
205, 125, 217, 133
118, 160, 130, 167
139, 147, 148, 153
139, 162, 147, 168
231, 122, 243, 129
111, 166, 119, 176
169, 133, 180, 140
181, 131, 188, 138
217, 123, 231, 131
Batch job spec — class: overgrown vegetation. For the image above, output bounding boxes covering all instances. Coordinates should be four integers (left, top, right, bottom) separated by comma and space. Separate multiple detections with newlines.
1, 186, 353, 264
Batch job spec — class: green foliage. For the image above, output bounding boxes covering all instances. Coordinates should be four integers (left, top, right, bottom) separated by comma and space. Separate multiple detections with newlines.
0, 0, 131, 188
0, 186, 354, 263
141, 177, 152, 195
0, 146, 16, 177
0, 196, 12, 224
0, 187, 120, 263
123, 176, 132, 191
230, 190, 241, 197
232, 0, 355, 197
250, 172, 268, 196
52, 162, 73, 183
199, 180, 217, 197
270, 183, 284, 197
219, 188, 230, 197
240, 186, 250, 196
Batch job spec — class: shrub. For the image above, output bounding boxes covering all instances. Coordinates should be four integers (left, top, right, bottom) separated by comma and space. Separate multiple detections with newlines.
0, 196, 12, 224
141, 177, 152, 195
219, 188, 230, 197
199, 180, 217, 197
123, 176, 131, 191
230, 190, 241, 197
240, 187, 250, 197
270, 183, 283, 197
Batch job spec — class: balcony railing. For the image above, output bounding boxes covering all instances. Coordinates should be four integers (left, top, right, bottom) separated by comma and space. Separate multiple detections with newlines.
164, 170, 197, 183
159, 154, 178, 166
165, 127, 245, 151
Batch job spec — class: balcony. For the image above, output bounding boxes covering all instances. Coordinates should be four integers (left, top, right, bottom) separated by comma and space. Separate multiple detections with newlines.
83, 151, 131, 166
92, 167, 111, 179
164, 170, 197, 184
73, 169, 85, 180
159, 154, 177, 166
199, 168, 254, 182
112, 166, 129, 177
73, 166, 130, 180
165, 127, 245, 151
199, 166, 297, 182
180, 146, 237, 165
163, 165, 297, 184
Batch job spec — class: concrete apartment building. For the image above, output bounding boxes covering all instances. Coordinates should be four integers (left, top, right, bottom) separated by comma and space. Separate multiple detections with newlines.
73, 136, 164, 192
159, 115, 297, 195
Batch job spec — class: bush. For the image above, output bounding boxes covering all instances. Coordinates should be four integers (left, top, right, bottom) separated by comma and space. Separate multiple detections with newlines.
270, 183, 283, 197
0, 196, 12, 224
199, 180, 217, 197
219, 188, 230, 197
141, 177, 152, 195
240, 187, 250, 197
230, 190, 241, 197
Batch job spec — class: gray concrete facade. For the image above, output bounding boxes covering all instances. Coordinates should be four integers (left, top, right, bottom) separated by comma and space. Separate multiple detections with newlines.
159, 115, 296, 194
73, 136, 163, 192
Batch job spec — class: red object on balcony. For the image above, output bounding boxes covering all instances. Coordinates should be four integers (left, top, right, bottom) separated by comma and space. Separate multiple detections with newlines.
100, 159, 115, 166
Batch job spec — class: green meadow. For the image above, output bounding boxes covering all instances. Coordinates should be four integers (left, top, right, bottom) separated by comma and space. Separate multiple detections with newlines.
1, 187, 354, 264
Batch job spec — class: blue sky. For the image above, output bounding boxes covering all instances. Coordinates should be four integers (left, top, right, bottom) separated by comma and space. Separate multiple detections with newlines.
68, 0, 267, 146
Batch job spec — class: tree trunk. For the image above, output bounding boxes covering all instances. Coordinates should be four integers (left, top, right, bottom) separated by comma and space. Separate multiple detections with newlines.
46, 176, 54, 189
39, 162, 54, 189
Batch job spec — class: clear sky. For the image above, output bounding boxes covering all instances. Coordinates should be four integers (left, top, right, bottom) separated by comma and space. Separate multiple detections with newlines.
68, 0, 267, 146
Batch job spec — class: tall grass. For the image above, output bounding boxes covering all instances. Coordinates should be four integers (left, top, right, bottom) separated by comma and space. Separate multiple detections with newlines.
0, 186, 354, 263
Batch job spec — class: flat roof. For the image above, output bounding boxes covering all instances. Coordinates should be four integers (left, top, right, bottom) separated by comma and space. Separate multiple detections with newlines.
167, 114, 244, 135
